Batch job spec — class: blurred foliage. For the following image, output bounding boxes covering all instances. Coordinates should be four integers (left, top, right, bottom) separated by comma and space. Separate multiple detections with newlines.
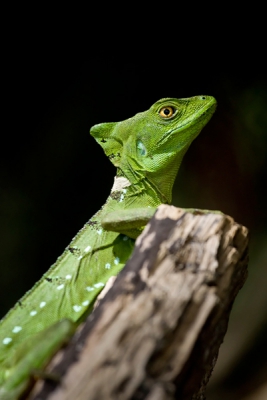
0, 49, 266, 400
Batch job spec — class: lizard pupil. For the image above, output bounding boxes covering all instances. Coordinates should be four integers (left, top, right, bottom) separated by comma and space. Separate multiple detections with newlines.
164, 109, 170, 115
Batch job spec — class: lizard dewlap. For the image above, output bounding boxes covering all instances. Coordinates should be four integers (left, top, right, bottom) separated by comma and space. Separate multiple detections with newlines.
0, 95, 216, 399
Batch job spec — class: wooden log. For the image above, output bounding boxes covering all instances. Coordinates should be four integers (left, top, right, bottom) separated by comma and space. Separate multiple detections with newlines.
30, 205, 249, 400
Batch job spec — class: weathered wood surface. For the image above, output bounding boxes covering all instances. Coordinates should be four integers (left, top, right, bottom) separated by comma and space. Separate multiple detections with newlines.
30, 205, 249, 400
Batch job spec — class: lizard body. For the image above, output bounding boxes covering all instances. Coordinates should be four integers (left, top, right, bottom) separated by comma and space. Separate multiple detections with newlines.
0, 95, 216, 399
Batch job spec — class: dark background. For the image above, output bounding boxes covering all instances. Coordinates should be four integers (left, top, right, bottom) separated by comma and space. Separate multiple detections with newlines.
0, 29, 266, 400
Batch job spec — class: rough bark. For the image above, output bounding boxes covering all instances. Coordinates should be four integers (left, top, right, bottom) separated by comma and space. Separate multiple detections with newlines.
29, 205, 249, 400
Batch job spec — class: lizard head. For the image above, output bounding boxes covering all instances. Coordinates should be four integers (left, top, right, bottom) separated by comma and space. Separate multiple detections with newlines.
90, 96, 216, 204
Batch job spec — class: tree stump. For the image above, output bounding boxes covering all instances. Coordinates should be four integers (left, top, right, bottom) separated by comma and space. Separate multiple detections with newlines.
30, 205, 249, 400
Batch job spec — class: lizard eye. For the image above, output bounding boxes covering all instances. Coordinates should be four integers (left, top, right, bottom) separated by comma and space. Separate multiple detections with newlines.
159, 106, 175, 119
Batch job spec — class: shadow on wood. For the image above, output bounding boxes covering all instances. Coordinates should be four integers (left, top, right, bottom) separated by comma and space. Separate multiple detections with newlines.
30, 205, 249, 400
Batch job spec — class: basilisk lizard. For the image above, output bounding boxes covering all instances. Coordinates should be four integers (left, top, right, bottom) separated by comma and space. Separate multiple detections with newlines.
0, 95, 217, 399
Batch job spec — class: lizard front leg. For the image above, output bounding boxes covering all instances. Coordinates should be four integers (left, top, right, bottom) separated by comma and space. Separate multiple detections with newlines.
101, 207, 157, 239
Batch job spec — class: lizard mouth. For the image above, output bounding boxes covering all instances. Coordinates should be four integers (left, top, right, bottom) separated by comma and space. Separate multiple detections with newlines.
171, 99, 217, 134
179, 99, 217, 130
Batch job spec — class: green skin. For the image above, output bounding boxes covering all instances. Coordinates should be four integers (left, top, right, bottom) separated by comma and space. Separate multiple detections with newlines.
0, 95, 216, 399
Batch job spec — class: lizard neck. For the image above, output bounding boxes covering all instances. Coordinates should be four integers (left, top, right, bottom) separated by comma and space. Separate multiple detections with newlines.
115, 165, 175, 205
109, 172, 165, 209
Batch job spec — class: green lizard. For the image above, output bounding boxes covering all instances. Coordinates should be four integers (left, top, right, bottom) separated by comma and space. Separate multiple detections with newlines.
0, 95, 217, 399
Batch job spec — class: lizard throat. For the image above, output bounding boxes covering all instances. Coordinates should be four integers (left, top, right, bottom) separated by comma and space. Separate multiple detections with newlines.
111, 176, 131, 192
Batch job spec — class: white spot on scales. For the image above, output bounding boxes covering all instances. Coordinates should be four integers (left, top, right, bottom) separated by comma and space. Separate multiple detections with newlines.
39, 302, 46, 308
12, 326, 22, 333
3, 337, 12, 345
94, 282, 105, 288
73, 300, 90, 312
30, 310, 37, 316
57, 284, 64, 290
